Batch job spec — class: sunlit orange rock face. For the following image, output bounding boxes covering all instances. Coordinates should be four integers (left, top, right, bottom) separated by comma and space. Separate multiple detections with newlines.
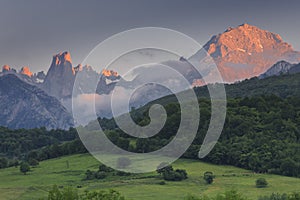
202, 23, 300, 82
20, 66, 33, 77
2, 65, 11, 72
53, 51, 72, 65
101, 69, 118, 77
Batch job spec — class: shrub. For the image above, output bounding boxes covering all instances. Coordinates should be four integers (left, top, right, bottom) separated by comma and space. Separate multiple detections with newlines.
184, 190, 246, 200
256, 178, 268, 188
162, 169, 188, 181
116, 171, 131, 176
216, 190, 247, 200
81, 189, 126, 200
156, 162, 172, 174
203, 171, 214, 184
258, 192, 300, 200
46, 186, 126, 200
20, 162, 30, 175
85, 170, 95, 180
47, 185, 79, 200
95, 171, 107, 179
99, 164, 114, 172
158, 181, 166, 185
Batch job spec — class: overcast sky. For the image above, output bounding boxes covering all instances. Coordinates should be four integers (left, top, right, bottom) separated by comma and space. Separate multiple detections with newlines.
1, 0, 300, 72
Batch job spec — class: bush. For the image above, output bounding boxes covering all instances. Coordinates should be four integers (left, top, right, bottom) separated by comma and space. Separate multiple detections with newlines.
46, 186, 126, 200
116, 171, 131, 176
99, 164, 114, 172
162, 169, 188, 181
256, 178, 268, 188
158, 181, 166, 185
81, 189, 126, 200
95, 171, 107, 179
184, 190, 246, 200
156, 162, 172, 174
85, 170, 95, 180
216, 190, 247, 200
48, 185, 78, 200
203, 171, 214, 184
20, 162, 30, 175
157, 163, 188, 181
258, 192, 300, 200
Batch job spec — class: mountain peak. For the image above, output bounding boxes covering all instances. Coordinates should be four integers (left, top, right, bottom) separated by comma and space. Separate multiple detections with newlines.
74, 64, 94, 72
259, 60, 300, 79
238, 23, 255, 28
20, 66, 33, 77
195, 24, 300, 82
43, 51, 75, 99
101, 69, 119, 77
53, 51, 72, 65
2, 65, 11, 72
205, 24, 291, 58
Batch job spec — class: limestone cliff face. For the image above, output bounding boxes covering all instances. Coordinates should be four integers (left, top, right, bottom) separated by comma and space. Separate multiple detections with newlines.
0, 74, 74, 129
191, 24, 300, 82
41, 52, 121, 99
42, 51, 76, 99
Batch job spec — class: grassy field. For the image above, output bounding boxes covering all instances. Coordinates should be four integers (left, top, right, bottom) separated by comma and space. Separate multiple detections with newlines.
0, 154, 299, 200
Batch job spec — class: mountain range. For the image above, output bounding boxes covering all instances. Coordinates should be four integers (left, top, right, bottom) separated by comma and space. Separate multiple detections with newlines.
1, 23, 300, 129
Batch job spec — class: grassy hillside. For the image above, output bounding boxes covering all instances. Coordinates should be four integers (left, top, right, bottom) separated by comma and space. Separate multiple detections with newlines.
0, 154, 299, 200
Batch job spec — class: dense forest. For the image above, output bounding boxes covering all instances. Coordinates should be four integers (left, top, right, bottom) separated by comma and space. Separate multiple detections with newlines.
0, 127, 77, 158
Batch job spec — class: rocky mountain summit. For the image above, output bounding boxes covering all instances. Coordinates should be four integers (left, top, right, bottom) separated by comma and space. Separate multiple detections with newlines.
1, 65, 46, 84
191, 24, 300, 82
41, 51, 121, 100
42, 51, 76, 99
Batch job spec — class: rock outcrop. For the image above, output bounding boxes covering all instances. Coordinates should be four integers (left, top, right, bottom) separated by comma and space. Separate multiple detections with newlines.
42, 51, 76, 99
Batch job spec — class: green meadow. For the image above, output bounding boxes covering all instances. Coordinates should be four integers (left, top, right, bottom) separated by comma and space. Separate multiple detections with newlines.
0, 154, 299, 200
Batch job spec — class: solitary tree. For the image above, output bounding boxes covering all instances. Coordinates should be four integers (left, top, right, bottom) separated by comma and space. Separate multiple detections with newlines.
20, 162, 30, 175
